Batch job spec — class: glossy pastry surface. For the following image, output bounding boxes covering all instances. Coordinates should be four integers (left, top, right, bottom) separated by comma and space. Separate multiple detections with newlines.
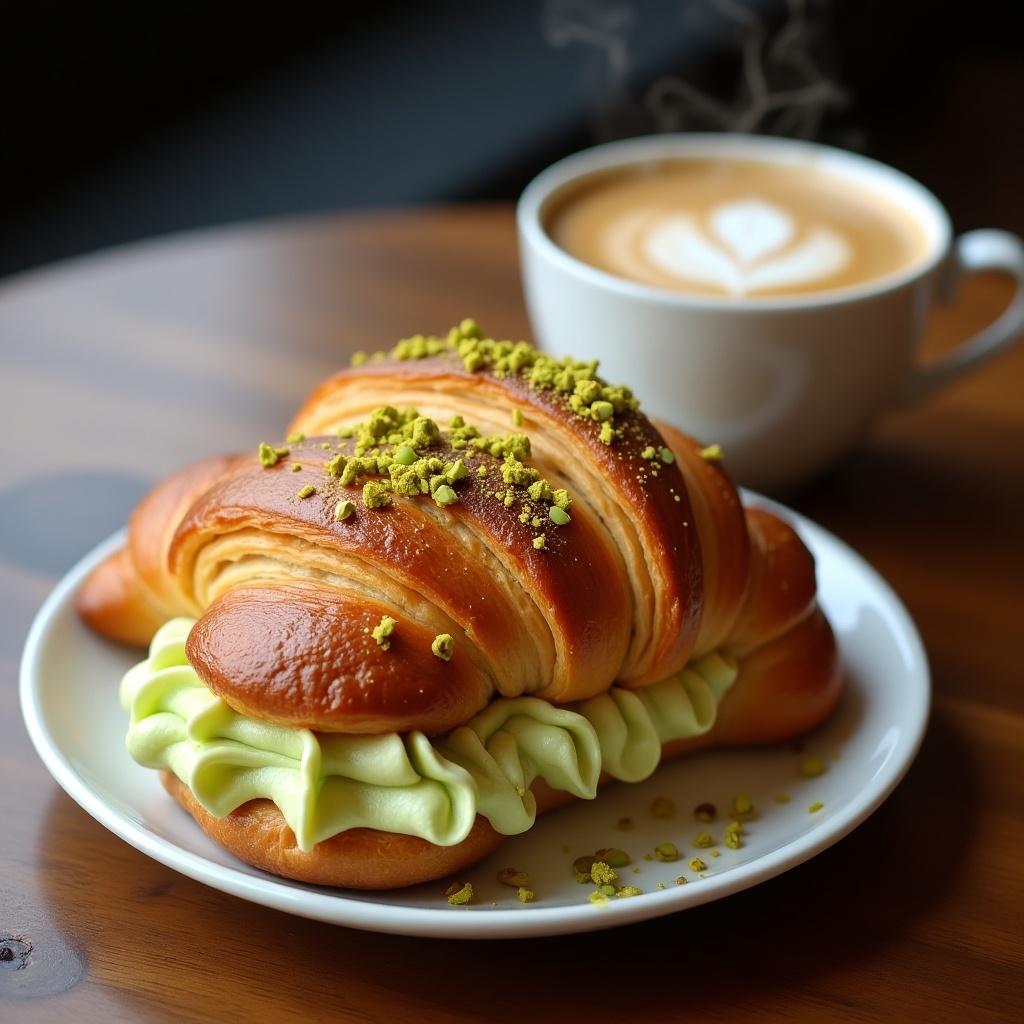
78, 321, 843, 888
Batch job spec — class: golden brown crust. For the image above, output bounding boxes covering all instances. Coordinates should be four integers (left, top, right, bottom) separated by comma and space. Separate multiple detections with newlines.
186, 580, 493, 734
76, 545, 169, 646
654, 420, 750, 658
77, 454, 243, 646
289, 353, 707, 685
161, 771, 509, 889
77, 331, 843, 889
726, 506, 820, 656
168, 433, 633, 729
663, 608, 842, 757
160, 611, 842, 888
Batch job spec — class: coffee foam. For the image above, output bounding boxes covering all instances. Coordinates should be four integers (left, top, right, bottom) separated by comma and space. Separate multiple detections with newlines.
635, 198, 850, 295
546, 159, 925, 298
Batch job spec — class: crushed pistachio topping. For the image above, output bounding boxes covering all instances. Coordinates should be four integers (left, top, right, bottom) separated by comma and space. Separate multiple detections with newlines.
445, 882, 474, 905
731, 793, 755, 820
588, 891, 610, 904
808, 801, 825, 814
297, 484, 316, 499
774, 793, 792, 804
694, 802, 716, 822
675, 876, 688, 886
693, 831, 714, 849
700, 443, 724, 462
386, 320, 641, 445
548, 506, 571, 526
432, 484, 458, 507
572, 856, 595, 883
511, 407, 523, 426
688, 857, 707, 872
334, 499, 356, 521
258, 442, 290, 467
725, 828, 742, 850
431, 633, 455, 661
616, 886, 643, 898
572, 848, 627, 883
651, 797, 675, 818
284, 403, 574, 537
532, 535, 546, 551
291, 463, 302, 472
654, 842, 679, 862
371, 615, 396, 650
497, 868, 530, 887
517, 886, 535, 903
594, 848, 630, 868
362, 481, 391, 508
799, 755, 827, 778
286, 431, 305, 443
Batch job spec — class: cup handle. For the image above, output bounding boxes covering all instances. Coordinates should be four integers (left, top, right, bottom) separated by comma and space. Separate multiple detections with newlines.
902, 229, 1024, 403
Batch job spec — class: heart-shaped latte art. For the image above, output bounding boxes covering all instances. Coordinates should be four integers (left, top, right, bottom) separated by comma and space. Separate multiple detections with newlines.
639, 198, 851, 295
709, 199, 794, 265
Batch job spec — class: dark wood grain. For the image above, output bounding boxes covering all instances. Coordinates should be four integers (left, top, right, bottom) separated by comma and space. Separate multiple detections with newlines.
2, 205, 1021, 1023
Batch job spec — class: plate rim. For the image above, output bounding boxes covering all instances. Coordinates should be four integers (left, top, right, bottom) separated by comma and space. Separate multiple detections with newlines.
18, 503, 931, 938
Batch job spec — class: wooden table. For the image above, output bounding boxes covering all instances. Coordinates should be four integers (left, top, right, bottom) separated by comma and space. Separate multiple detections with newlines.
2, 206, 1021, 1023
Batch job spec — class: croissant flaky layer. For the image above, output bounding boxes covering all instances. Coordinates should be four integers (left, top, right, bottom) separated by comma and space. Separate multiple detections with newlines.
78, 322, 843, 886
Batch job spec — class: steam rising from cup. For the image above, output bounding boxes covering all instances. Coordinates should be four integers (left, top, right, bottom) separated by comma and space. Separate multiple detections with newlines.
542, 0, 850, 143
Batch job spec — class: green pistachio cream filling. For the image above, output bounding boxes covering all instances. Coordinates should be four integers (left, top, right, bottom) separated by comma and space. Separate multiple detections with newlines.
121, 618, 737, 853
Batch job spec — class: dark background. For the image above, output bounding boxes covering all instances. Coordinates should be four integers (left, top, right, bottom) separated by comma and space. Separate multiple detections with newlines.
2, 0, 1022, 280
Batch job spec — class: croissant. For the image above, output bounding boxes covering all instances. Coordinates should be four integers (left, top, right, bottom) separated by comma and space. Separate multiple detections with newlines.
78, 321, 842, 889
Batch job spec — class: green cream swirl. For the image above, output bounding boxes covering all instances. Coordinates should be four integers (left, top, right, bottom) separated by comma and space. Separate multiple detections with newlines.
121, 618, 737, 852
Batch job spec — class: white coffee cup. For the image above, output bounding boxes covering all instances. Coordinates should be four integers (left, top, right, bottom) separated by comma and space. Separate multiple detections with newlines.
517, 133, 1024, 493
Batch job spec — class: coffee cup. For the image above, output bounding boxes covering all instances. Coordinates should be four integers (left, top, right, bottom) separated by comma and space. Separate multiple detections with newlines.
517, 133, 1024, 493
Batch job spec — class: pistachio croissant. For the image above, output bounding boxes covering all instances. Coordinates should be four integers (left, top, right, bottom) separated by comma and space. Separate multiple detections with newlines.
78, 322, 841, 888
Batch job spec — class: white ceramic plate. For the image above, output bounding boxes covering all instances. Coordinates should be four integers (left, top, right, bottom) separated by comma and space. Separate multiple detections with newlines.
20, 503, 929, 938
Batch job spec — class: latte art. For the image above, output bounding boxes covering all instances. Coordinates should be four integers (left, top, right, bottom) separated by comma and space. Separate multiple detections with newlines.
627, 199, 850, 295
546, 159, 926, 298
